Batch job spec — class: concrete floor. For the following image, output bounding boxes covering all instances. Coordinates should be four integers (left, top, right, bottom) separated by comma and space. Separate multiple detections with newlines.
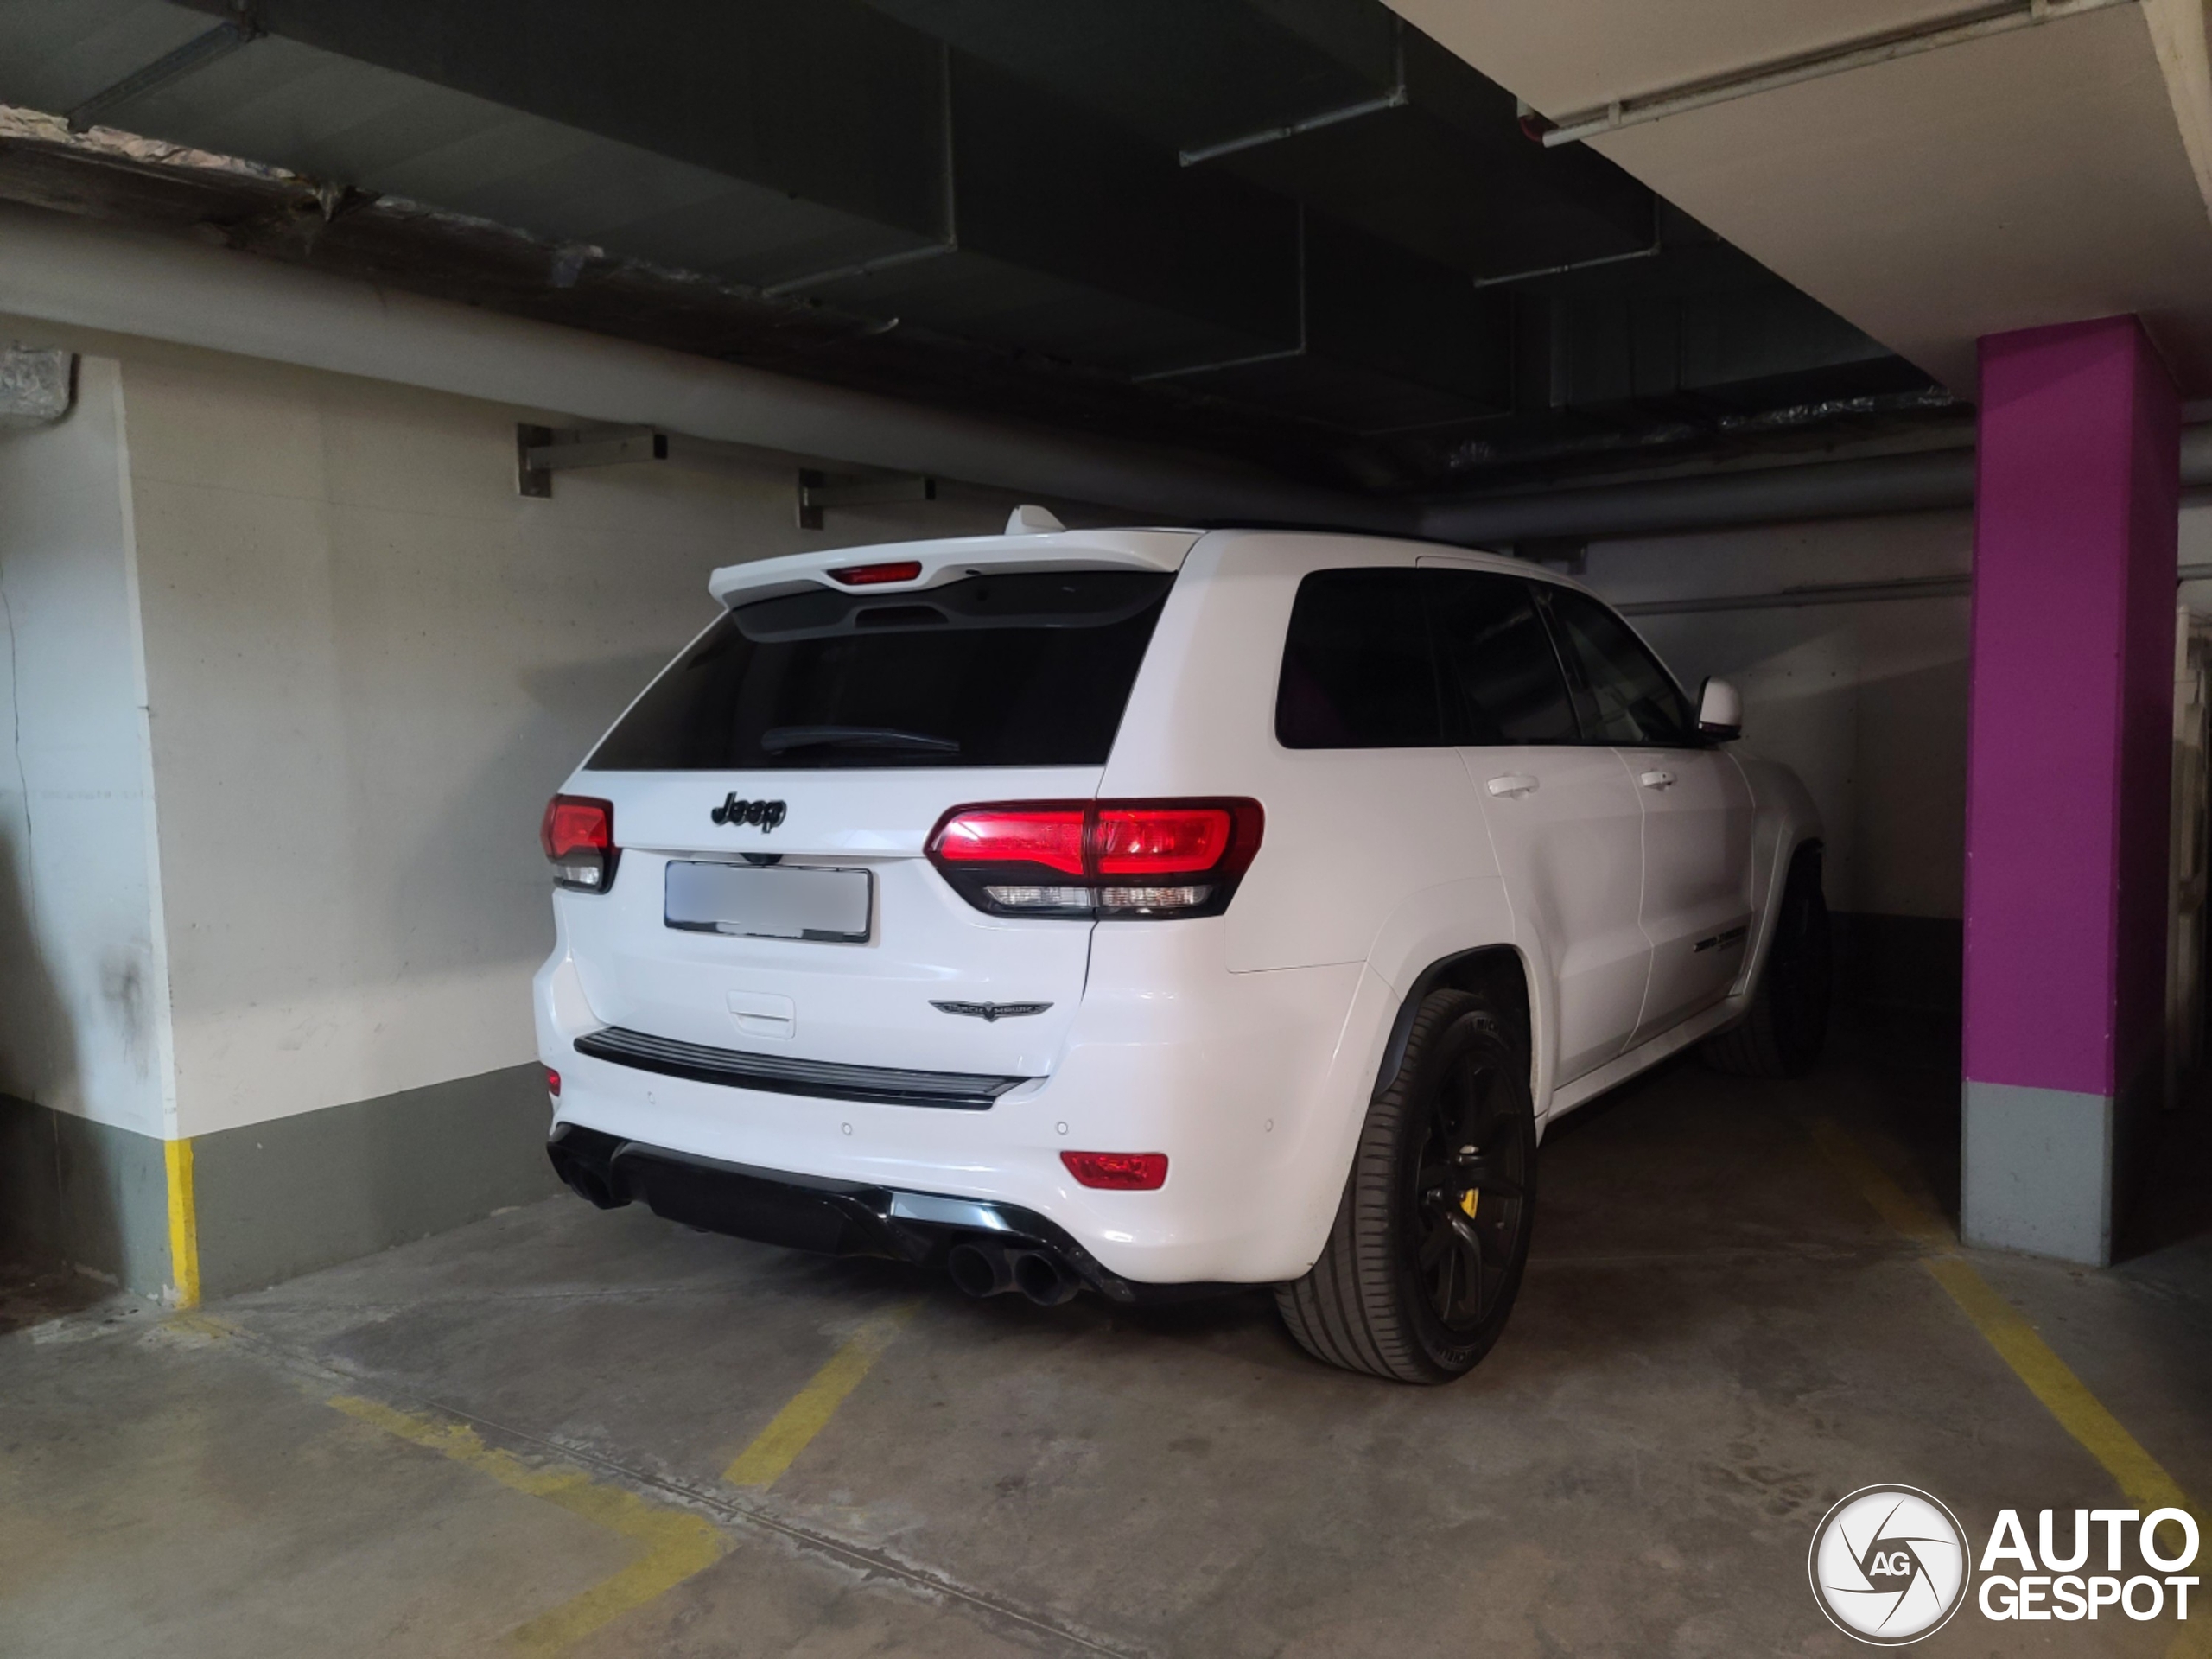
5, 1021, 2209, 1657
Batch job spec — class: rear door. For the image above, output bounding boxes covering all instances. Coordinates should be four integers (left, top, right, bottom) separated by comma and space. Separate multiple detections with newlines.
1428, 567, 1652, 1084
563, 566, 1175, 1080
1537, 584, 1755, 1046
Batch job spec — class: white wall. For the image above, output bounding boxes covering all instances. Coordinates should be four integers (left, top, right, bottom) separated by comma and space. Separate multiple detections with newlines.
1580, 510, 1975, 922
0, 356, 175, 1138
1598, 501, 2212, 924
115, 346, 1021, 1137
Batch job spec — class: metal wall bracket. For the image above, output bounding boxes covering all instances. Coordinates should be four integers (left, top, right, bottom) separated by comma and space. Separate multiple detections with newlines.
0, 346, 75, 430
517, 423, 668, 498
797, 469, 935, 530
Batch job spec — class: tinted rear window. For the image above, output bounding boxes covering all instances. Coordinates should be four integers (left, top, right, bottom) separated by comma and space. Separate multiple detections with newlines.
588, 569, 1173, 771
1274, 568, 1445, 748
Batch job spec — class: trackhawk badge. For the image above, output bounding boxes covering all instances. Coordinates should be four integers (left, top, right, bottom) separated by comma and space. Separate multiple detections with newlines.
931, 1000, 1053, 1022
711, 795, 786, 830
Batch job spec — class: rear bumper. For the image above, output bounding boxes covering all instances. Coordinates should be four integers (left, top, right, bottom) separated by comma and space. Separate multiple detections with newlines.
537, 925, 1394, 1284
547, 1123, 1224, 1302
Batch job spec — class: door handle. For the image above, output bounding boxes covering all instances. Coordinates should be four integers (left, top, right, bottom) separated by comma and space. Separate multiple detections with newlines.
1638, 770, 1675, 790
1486, 773, 1539, 798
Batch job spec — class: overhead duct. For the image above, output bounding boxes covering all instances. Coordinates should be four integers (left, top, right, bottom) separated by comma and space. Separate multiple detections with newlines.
0, 201, 1410, 533
1420, 449, 1975, 544
1421, 426, 2212, 546
14, 199, 2210, 550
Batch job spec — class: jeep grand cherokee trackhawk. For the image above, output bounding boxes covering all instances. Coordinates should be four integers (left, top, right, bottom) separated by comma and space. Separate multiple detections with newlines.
537, 513, 1828, 1383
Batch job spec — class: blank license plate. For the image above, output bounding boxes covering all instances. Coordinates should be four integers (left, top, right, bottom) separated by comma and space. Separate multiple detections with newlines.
664, 861, 872, 943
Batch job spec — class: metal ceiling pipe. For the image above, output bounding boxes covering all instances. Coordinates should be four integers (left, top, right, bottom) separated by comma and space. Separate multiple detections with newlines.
1421, 429, 2212, 546
0, 202, 1412, 534
1419, 449, 1976, 544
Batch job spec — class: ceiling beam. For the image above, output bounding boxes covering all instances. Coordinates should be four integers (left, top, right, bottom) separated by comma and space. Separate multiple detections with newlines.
0, 199, 1413, 529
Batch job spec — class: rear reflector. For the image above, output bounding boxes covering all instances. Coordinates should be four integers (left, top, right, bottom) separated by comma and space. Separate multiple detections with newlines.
544, 1066, 562, 1098
540, 795, 620, 893
1061, 1151, 1168, 1190
927, 798, 1262, 920
827, 559, 924, 587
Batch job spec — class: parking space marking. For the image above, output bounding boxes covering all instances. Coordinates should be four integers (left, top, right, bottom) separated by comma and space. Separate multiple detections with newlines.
723, 1302, 918, 1490
1805, 1117, 2207, 1658
330, 1393, 725, 1653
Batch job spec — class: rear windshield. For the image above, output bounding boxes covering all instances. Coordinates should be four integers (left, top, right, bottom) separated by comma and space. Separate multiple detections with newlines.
588, 569, 1174, 771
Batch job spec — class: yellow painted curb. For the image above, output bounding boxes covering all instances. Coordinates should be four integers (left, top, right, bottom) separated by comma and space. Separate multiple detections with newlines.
162, 1135, 200, 1310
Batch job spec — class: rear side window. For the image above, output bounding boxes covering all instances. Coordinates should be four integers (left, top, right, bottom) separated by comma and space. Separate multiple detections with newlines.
1275, 568, 1444, 748
1429, 570, 1579, 745
588, 569, 1173, 770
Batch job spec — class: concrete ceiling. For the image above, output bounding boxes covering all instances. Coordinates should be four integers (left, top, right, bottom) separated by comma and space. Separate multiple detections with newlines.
1390, 0, 2212, 395
0, 0, 1963, 504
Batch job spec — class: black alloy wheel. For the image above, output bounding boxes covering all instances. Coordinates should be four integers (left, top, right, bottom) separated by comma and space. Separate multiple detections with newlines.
1278, 986, 1539, 1383
1410, 1046, 1533, 1335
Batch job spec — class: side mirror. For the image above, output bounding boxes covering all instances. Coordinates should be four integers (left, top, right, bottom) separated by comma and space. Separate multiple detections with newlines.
1698, 677, 1742, 741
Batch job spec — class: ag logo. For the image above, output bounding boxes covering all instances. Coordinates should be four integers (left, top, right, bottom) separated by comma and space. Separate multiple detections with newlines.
1809, 1485, 1969, 1645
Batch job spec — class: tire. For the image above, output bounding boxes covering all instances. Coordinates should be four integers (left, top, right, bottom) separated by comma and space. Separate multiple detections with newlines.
1702, 843, 1831, 1078
1276, 988, 1537, 1384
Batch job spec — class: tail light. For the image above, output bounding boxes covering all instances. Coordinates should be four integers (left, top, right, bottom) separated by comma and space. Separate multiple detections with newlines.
927, 798, 1262, 919
544, 1066, 562, 1098
541, 795, 619, 893
1061, 1151, 1168, 1190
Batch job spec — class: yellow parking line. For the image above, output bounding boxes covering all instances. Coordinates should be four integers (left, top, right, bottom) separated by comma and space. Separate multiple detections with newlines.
330, 1394, 725, 1654
723, 1303, 918, 1489
1804, 1117, 2207, 1658
1918, 1255, 2194, 1516
163, 1136, 200, 1311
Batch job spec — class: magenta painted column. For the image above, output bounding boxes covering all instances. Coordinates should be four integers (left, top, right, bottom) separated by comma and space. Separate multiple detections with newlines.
1962, 315, 2177, 1263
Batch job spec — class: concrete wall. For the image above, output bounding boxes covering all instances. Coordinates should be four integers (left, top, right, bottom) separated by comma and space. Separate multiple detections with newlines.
118, 347, 1027, 1142
0, 356, 179, 1288
0, 355, 173, 1135
1586, 510, 1974, 915
1586, 499, 2209, 1012
1585, 509, 1976, 1012
0, 331, 1025, 1296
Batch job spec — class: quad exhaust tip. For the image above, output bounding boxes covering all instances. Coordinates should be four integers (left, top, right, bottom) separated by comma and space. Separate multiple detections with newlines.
946, 1240, 1082, 1306
550, 1151, 624, 1211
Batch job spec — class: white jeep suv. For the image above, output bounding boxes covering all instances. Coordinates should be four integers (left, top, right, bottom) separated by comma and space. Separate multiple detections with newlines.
536, 515, 1827, 1383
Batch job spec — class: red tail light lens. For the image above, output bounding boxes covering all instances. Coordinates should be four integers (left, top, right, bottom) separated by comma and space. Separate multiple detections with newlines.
544, 1066, 562, 1098
926, 799, 1262, 920
1095, 806, 1233, 874
931, 807, 1087, 875
827, 559, 924, 586
540, 795, 620, 893
1061, 1151, 1168, 1190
